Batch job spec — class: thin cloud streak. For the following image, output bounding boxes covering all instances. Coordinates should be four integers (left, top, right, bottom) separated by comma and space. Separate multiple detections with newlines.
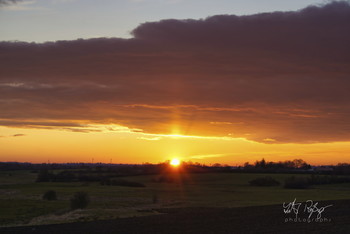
0, 0, 21, 6
12, 133, 25, 137
0, 0, 45, 11
188, 153, 230, 160
0, 133, 26, 138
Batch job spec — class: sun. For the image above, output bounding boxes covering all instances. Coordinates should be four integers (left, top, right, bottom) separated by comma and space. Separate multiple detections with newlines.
170, 158, 181, 167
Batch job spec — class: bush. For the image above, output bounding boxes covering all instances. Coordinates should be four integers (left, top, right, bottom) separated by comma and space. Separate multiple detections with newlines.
101, 178, 145, 187
53, 171, 76, 182
111, 179, 145, 187
249, 176, 280, 186
308, 175, 350, 185
152, 175, 175, 183
42, 190, 57, 200
100, 178, 111, 185
36, 169, 53, 182
152, 194, 159, 204
284, 176, 310, 189
70, 191, 90, 210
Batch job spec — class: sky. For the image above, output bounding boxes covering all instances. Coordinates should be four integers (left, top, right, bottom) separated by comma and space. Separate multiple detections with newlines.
0, 0, 350, 165
1, 0, 325, 42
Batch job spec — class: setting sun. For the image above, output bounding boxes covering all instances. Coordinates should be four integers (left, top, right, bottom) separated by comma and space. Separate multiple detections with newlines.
170, 158, 181, 167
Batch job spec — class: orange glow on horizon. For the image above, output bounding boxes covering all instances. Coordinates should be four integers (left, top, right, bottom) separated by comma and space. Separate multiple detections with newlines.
1, 125, 350, 166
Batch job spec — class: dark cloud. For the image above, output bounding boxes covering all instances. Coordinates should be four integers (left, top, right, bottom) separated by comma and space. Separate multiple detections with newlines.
0, 133, 26, 138
12, 134, 25, 137
0, 2, 349, 143
0, 0, 21, 6
0, 119, 105, 133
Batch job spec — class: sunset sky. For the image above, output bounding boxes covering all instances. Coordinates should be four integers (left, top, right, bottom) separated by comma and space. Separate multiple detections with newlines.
1, 0, 350, 165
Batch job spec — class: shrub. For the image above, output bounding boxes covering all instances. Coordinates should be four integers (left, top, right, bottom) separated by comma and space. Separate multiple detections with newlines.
42, 190, 57, 200
70, 191, 90, 210
330, 176, 350, 184
152, 194, 159, 204
152, 175, 175, 183
110, 179, 145, 187
36, 169, 53, 182
53, 171, 76, 182
308, 175, 350, 185
284, 176, 310, 189
249, 176, 280, 186
101, 178, 145, 187
100, 178, 111, 185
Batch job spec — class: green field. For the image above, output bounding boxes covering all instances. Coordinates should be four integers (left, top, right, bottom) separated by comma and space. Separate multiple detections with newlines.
1, 170, 350, 227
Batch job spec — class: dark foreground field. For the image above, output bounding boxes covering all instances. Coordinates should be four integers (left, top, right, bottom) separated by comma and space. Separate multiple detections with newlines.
1, 199, 349, 234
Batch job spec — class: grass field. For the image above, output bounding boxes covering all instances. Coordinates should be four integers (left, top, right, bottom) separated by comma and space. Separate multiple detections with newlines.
1, 170, 350, 227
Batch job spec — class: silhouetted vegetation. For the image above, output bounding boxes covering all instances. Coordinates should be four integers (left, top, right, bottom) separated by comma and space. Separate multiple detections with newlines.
249, 176, 280, 186
2, 160, 350, 182
42, 190, 57, 201
308, 174, 350, 185
100, 178, 145, 187
70, 192, 89, 210
36, 169, 54, 182
283, 174, 350, 189
243, 158, 312, 173
334, 163, 350, 175
284, 176, 310, 189
152, 174, 177, 183
152, 194, 159, 204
